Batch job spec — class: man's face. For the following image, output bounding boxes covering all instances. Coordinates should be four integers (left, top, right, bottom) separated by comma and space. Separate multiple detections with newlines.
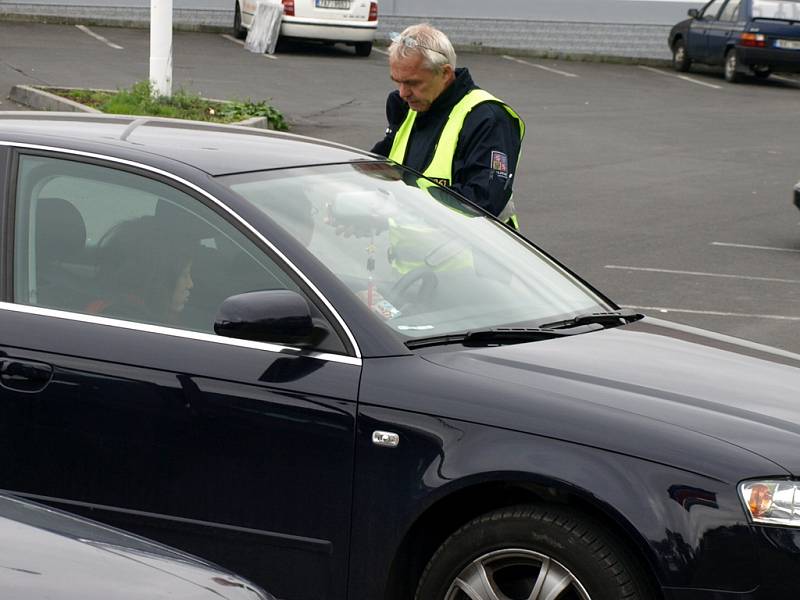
390, 53, 453, 113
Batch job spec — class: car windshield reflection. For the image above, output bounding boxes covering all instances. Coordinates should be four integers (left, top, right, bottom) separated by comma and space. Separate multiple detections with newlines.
220, 162, 611, 340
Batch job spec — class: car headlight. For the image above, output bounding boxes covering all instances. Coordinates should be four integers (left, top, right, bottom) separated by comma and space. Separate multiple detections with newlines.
739, 480, 800, 526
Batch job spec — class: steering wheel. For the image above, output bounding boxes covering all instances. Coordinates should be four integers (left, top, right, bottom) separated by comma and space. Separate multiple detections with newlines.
388, 267, 438, 312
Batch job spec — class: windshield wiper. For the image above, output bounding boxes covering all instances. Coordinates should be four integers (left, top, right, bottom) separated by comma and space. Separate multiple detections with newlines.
537, 309, 642, 330
405, 310, 641, 349
406, 325, 599, 349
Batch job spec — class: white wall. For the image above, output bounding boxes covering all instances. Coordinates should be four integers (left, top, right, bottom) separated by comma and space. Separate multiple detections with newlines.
382, 0, 704, 25
0, 0, 707, 25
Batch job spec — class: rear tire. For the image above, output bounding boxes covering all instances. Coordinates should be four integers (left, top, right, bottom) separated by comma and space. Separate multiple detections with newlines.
672, 39, 691, 72
724, 48, 741, 83
355, 41, 373, 57
233, 1, 247, 40
415, 505, 652, 600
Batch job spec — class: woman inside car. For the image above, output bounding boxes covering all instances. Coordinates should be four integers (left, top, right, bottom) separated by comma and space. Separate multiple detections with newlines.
85, 215, 196, 327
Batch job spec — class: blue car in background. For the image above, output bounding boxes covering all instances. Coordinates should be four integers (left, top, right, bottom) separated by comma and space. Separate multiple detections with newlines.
669, 0, 800, 82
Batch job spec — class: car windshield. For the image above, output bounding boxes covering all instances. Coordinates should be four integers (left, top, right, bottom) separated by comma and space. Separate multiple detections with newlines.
752, 0, 800, 19
219, 162, 612, 340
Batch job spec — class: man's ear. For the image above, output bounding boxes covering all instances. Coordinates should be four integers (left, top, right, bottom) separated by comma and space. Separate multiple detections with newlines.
442, 64, 455, 82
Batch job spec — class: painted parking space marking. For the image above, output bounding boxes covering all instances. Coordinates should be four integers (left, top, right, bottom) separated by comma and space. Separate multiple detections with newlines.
76, 25, 123, 50
711, 241, 800, 254
502, 55, 579, 78
220, 34, 278, 59
773, 75, 799, 84
374, 47, 390, 56
639, 65, 723, 89
622, 305, 800, 321
605, 264, 800, 284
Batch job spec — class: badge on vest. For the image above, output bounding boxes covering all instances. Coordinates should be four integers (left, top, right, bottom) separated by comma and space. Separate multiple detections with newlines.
491, 151, 509, 178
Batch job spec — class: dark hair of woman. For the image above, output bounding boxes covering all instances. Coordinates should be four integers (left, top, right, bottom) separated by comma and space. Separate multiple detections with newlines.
88, 216, 197, 325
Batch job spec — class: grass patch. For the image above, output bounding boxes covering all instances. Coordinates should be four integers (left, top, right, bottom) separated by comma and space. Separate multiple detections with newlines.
47, 81, 288, 130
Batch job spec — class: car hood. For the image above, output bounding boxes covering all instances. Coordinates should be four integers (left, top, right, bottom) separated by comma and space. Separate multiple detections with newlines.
0, 495, 270, 600
422, 317, 800, 476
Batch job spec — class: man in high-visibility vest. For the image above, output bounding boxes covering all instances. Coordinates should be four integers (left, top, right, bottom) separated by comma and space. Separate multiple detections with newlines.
371, 23, 525, 229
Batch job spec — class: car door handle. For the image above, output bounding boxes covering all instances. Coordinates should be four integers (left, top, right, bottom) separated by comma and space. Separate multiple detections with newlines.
0, 359, 54, 393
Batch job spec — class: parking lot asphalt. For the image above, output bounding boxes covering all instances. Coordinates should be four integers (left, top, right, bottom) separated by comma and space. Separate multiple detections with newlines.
3, 21, 800, 353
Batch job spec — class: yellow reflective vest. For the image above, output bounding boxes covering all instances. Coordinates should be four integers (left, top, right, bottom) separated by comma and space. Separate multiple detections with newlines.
388, 88, 525, 229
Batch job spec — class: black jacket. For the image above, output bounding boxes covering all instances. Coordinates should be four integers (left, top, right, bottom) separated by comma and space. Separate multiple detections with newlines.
371, 68, 522, 217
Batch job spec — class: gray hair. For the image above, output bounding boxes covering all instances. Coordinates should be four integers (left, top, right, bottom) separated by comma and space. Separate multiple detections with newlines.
388, 24, 457, 73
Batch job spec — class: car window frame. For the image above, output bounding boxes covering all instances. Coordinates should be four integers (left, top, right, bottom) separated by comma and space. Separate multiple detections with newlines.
0, 146, 10, 302
701, 0, 729, 19
719, 0, 742, 21
2, 143, 361, 363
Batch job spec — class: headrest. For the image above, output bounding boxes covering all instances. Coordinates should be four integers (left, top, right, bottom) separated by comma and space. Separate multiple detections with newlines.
36, 197, 87, 260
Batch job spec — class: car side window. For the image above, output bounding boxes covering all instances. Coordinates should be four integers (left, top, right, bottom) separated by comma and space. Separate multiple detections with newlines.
719, 0, 741, 21
13, 154, 345, 352
701, 0, 727, 19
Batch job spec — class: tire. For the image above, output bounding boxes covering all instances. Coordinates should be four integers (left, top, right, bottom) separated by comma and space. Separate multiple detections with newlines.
355, 41, 373, 57
672, 39, 691, 72
724, 48, 741, 83
233, 1, 248, 40
415, 505, 651, 600
753, 66, 772, 79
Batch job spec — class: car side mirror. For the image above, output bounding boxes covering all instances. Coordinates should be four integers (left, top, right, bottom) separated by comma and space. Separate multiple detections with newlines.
688, 8, 699, 18
214, 290, 325, 348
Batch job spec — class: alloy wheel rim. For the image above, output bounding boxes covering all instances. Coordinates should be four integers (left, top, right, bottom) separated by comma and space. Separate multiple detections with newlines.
444, 549, 592, 600
675, 46, 685, 64
726, 53, 737, 77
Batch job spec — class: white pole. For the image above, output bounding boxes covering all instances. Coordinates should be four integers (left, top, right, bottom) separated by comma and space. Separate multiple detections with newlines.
150, 0, 173, 98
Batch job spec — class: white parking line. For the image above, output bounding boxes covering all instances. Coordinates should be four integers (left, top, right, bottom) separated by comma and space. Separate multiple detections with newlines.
605, 264, 800, 284
374, 47, 389, 56
502, 55, 579, 78
773, 75, 799, 84
622, 305, 800, 321
76, 25, 123, 50
711, 241, 800, 254
639, 65, 722, 89
220, 34, 278, 59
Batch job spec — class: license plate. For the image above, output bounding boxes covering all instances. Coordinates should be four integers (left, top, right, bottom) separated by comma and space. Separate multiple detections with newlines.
775, 39, 800, 50
316, 0, 350, 8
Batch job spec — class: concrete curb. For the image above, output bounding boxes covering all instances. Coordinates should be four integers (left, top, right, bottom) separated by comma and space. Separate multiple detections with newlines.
10, 85, 102, 114
8, 85, 274, 129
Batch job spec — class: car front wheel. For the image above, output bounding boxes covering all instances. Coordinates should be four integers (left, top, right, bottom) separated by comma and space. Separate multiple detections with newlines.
672, 39, 691, 72
724, 48, 741, 83
415, 505, 651, 600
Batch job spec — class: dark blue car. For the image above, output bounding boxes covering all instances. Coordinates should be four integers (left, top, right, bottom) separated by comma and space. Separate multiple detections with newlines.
669, 0, 800, 81
3, 113, 800, 600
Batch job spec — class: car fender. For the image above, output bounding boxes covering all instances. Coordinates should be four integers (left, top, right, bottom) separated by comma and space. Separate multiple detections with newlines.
350, 404, 762, 599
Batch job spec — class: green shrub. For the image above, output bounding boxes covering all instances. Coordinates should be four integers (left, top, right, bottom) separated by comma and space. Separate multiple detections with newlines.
48, 81, 288, 130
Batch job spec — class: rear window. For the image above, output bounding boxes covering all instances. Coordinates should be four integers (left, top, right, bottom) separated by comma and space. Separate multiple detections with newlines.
752, 0, 800, 19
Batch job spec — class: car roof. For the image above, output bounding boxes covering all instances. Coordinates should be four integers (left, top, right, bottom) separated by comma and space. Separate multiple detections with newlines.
0, 112, 376, 176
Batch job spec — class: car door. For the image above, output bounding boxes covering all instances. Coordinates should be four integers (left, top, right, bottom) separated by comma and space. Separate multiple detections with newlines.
689, 0, 729, 61
707, 0, 743, 63
0, 148, 360, 600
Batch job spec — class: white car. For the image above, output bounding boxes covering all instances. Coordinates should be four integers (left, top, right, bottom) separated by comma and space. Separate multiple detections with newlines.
233, 0, 378, 56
